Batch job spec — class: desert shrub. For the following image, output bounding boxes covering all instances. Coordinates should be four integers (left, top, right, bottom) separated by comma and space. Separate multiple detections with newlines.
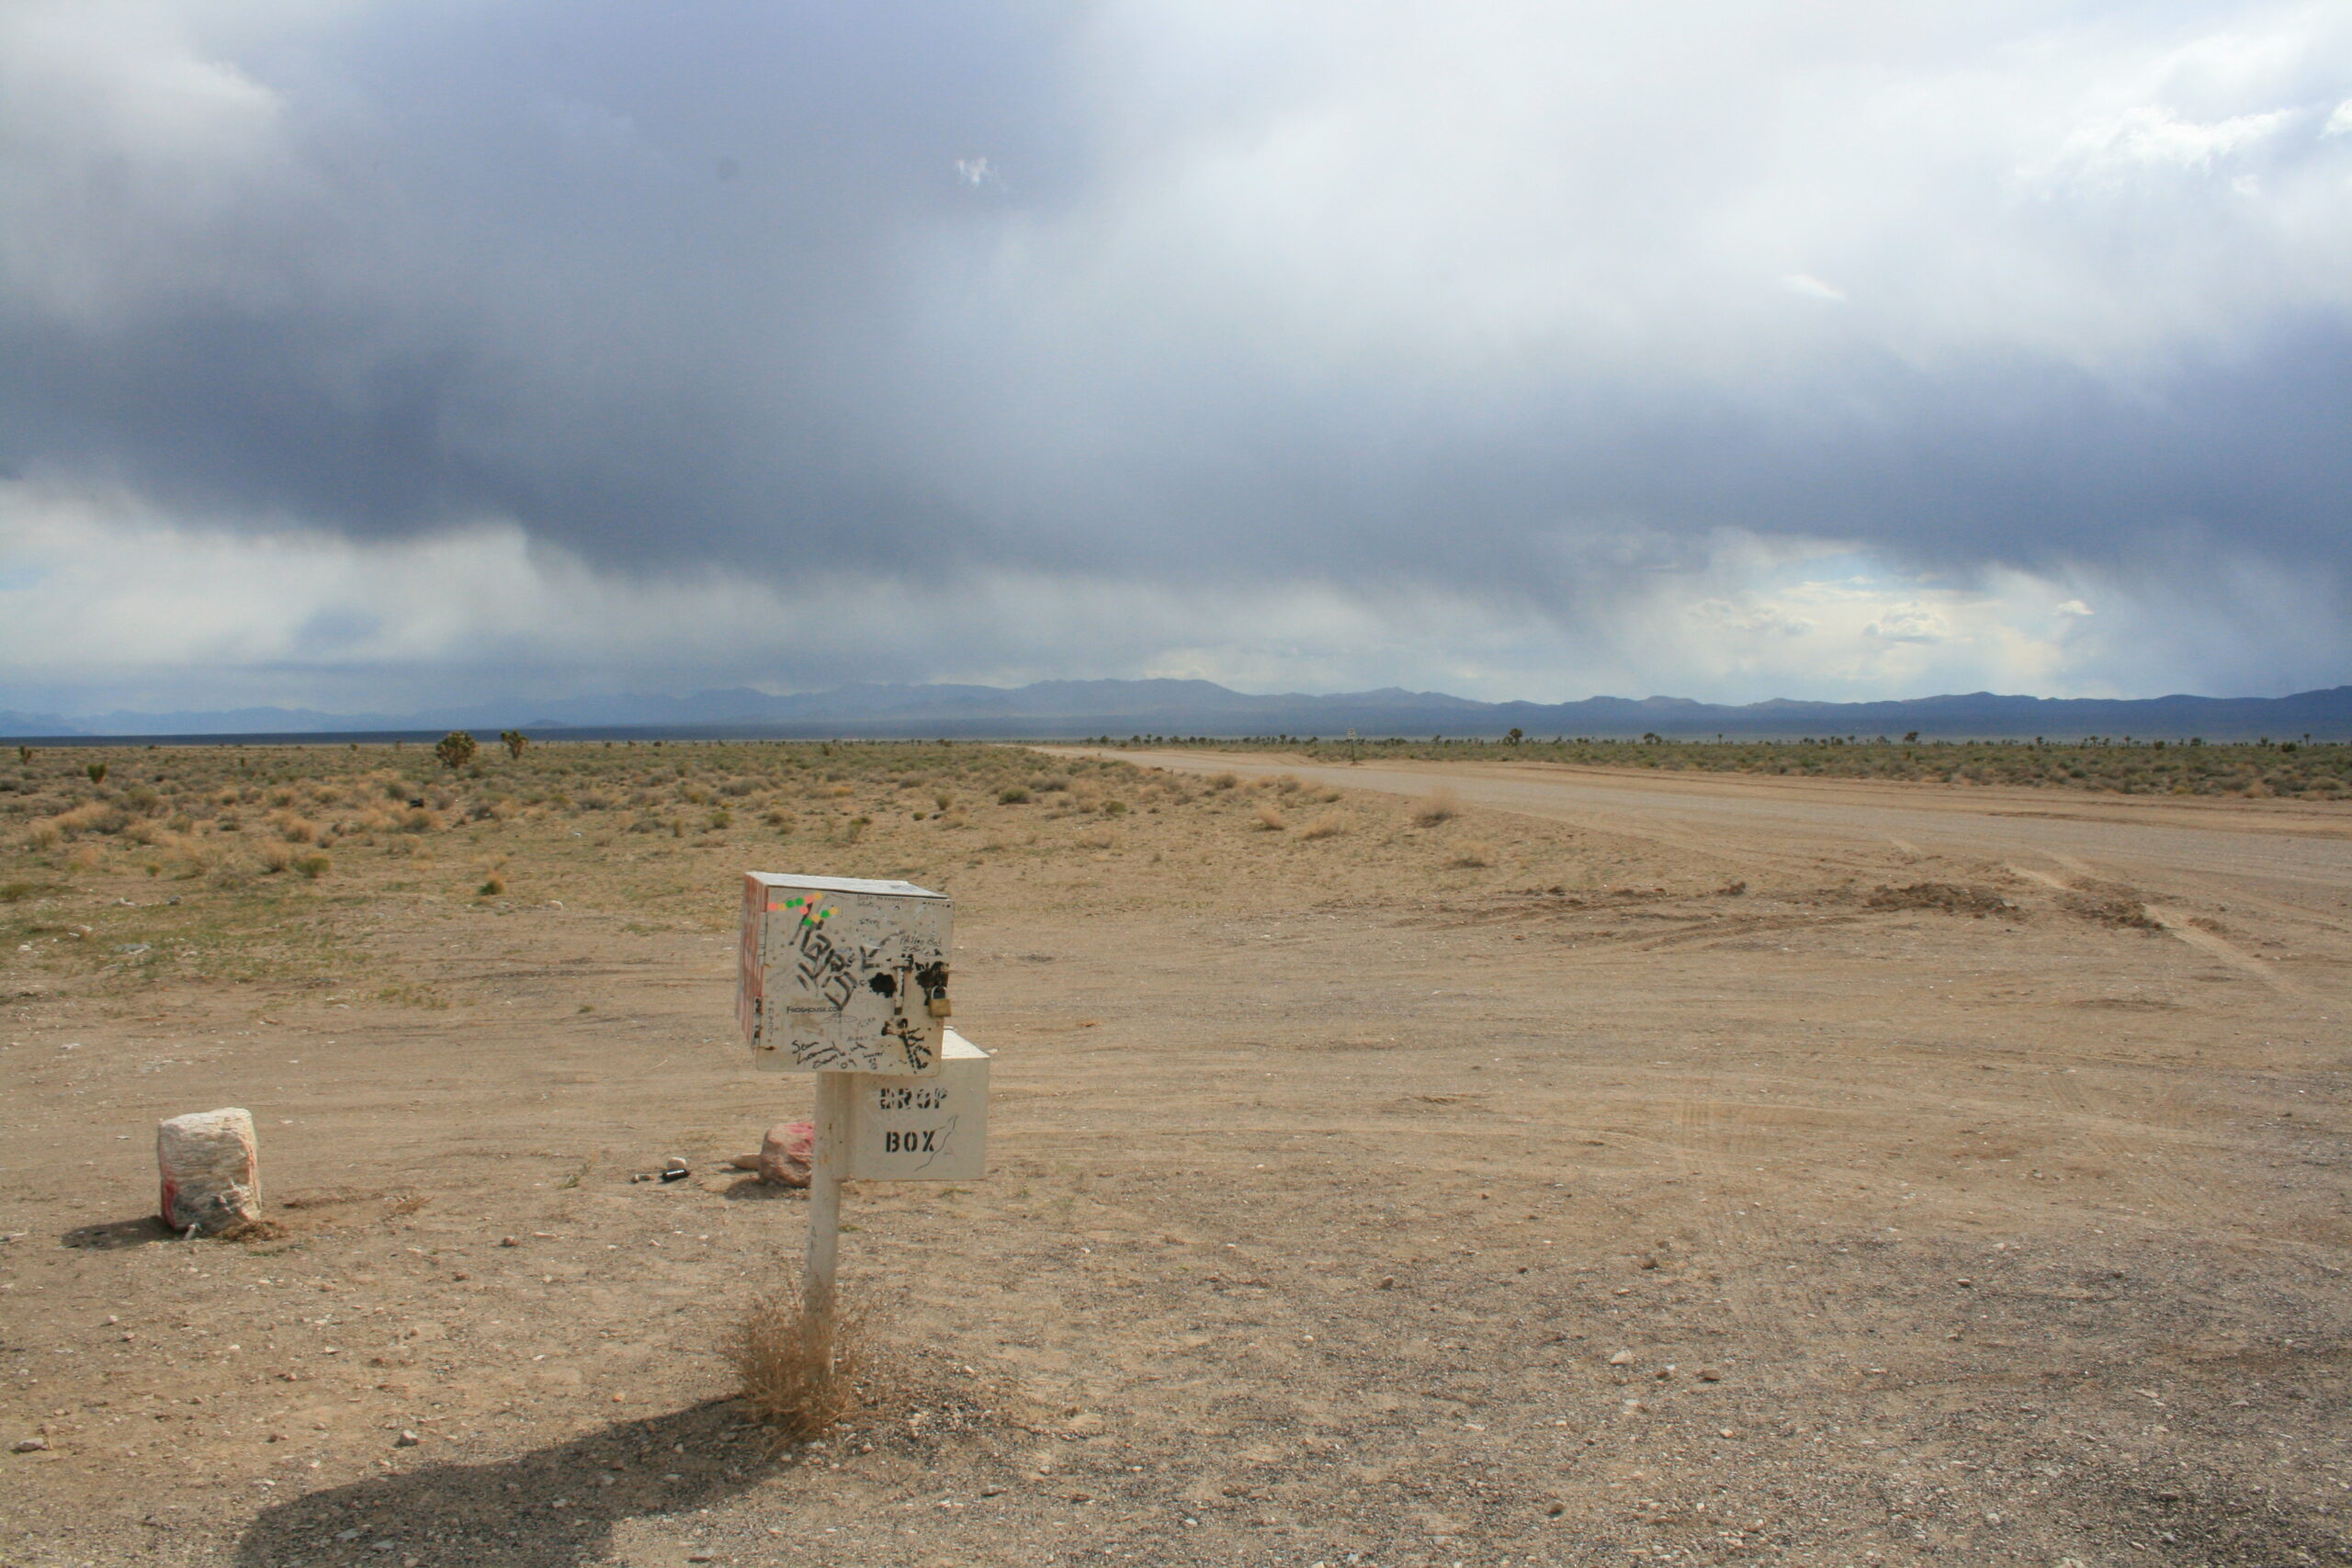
1209, 773, 1238, 790
997, 785, 1032, 805
85, 761, 107, 784
1299, 812, 1345, 840
1035, 774, 1072, 793
1255, 802, 1287, 831
1413, 789, 1461, 827
1450, 840, 1495, 868
40, 802, 129, 840
728, 1286, 874, 1443
257, 842, 294, 874
400, 807, 437, 834
293, 852, 332, 881
479, 875, 505, 897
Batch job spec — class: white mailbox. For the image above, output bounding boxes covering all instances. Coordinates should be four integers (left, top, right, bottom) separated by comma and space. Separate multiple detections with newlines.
737, 872, 953, 1076
841, 1029, 990, 1181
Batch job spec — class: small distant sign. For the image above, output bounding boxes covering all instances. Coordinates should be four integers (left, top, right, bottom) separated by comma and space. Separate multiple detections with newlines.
738, 872, 953, 1076
841, 1030, 990, 1181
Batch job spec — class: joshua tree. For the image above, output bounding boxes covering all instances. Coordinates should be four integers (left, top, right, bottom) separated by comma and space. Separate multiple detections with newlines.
501, 729, 529, 760
435, 731, 478, 771
1506, 728, 1524, 745
86, 761, 107, 784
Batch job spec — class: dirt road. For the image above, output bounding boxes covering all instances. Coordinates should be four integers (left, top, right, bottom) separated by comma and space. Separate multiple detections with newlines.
1087, 747, 2352, 911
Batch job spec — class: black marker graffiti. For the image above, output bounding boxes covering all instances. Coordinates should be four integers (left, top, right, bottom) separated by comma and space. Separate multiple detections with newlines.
793, 922, 859, 1010
791, 1038, 885, 1072
876, 1116, 958, 1172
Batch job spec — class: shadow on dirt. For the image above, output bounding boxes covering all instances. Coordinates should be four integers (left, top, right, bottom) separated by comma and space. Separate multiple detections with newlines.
61, 1215, 176, 1249
719, 1176, 805, 1201
233, 1400, 775, 1567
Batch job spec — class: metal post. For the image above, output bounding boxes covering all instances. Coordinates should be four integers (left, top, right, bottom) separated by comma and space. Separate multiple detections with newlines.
804, 1069, 853, 1372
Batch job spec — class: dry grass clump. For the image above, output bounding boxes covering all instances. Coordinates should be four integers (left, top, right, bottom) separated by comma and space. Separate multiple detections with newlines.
1299, 812, 1346, 840
1865, 882, 2013, 918
1254, 801, 1287, 831
729, 1287, 877, 1443
1449, 840, 1495, 868
1413, 788, 1461, 827
269, 810, 322, 843
2058, 881, 2165, 931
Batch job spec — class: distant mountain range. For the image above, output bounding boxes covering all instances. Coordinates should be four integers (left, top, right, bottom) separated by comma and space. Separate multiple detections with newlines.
6, 679, 2351, 743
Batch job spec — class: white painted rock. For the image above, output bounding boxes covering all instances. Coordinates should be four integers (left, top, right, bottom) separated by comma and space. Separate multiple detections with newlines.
157, 1108, 261, 1233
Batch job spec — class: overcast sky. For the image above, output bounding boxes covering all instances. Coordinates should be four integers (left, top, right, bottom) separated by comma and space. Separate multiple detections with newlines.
4, 0, 2348, 716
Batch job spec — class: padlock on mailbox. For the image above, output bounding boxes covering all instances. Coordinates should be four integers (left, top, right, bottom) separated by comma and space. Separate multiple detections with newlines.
737, 872, 952, 1075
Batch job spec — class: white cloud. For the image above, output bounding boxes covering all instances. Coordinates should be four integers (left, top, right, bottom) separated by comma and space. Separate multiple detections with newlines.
2056, 105, 2291, 173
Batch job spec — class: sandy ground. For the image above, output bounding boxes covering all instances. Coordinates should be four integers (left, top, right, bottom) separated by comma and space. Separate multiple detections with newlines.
3, 746, 2348, 1568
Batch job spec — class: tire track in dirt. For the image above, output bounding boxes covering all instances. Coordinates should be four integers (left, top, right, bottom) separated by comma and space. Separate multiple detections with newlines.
2010, 856, 2303, 994
2003, 852, 2260, 1232
2039, 1064, 2234, 1236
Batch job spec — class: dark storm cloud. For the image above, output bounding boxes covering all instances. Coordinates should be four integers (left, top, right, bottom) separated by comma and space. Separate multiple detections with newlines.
3, 0, 2349, 618
1, 0, 1093, 570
